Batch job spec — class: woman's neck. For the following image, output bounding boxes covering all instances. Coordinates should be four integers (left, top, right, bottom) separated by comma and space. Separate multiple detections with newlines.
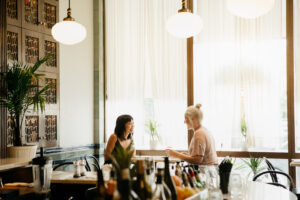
193, 123, 202, 132
124, 132, 130, 139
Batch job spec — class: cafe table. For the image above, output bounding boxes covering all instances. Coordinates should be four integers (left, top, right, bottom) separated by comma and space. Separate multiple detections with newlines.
187, 181, 297, 200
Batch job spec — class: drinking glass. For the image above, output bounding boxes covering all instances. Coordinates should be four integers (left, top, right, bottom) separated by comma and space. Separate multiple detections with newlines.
209, 188, 223, 200
229, 173, 243, 199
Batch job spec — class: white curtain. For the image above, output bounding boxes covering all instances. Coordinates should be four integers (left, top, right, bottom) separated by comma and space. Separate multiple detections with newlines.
194, 0, 287, 151
295, 0, 300, 151
105, 0, 187, 149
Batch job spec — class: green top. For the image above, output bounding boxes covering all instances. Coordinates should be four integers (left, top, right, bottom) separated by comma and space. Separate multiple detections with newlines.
105, 138, 134, 164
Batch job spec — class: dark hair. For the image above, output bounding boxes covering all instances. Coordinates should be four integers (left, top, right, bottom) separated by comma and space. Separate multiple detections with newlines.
114, 114, 133, 141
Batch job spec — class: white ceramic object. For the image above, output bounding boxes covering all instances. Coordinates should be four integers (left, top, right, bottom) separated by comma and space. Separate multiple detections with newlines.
7, 145, 37, 160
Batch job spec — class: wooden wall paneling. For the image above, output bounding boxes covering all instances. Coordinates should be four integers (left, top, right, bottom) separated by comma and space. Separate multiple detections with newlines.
6, 24, 21, 64
41, 0, 58, 35
21, 0, 43, 32
21, 28, 43, 70
6, 0, 21, 27
0, 0, 8, 158
42, 34, 58, 73
41, 72, 58, 147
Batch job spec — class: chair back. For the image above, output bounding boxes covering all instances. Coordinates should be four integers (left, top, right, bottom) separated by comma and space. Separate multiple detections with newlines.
253, 170, 294, 191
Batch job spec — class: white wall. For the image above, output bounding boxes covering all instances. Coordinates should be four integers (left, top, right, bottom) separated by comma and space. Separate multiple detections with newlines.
59, 0, 94, 147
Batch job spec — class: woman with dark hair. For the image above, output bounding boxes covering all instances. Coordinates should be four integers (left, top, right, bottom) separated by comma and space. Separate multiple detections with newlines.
104, 114, 135, 164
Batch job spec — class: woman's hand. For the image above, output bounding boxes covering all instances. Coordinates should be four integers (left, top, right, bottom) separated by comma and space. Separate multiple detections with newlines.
165, 148, 176, 158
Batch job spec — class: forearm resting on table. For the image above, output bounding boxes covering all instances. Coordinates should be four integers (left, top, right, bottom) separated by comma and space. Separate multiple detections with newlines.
171, 151, 203, 164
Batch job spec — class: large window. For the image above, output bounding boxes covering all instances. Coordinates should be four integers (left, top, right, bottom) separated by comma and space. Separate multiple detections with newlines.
105, 0, 187, 149
193, 0, 288, 152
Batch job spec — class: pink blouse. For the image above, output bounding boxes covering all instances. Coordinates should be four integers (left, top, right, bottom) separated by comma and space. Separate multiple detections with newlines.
188, 126, 218, 165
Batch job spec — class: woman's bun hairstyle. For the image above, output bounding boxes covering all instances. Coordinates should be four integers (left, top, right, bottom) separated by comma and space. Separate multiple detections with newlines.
195, 104, 202, 109
185, 103, 203, 123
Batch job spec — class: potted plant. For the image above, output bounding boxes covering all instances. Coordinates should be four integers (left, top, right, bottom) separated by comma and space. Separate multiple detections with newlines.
145, 119, 160, 150
0, 55, 52, 159
241, 115, 248, 151
236, 157, 265, 180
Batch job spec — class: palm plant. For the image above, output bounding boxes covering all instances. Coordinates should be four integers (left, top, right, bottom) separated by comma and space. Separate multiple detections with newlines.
236, 157, 265, 178
0, 55, 52, 146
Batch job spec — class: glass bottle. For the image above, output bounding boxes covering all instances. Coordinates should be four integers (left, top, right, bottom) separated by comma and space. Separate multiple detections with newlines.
164, 157, 177, 200
133, 160, 152, 200
153, 169, 171, 200
118, 168, 140, 200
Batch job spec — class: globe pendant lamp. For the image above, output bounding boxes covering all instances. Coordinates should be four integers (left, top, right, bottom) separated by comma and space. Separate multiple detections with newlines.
166, 0, 203, 38
51, 0, 86, 45
226, 0, 275, 19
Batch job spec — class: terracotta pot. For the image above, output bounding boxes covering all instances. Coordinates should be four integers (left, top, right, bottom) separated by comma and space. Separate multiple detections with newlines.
7, 145, 37, 160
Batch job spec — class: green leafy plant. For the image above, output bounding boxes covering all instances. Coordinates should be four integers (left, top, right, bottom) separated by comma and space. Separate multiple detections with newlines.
236, 157, 265, 177
145, 119, 159, 140
241, 115, 247, 137
0, 55, 53, 146
111, 144, 134, 171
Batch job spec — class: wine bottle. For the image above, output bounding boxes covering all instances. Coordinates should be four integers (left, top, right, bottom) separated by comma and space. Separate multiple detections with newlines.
181, 171, 191, 188
194, 170, 205, 188
175, 162, 182, 178
163, 157, 177, 200
153, 168, 171, 200
185, 167, 195, 188
133, 160, 152, 200
118, 168, 140, 200
145, 168, 155, 197
188, 167, 203, 189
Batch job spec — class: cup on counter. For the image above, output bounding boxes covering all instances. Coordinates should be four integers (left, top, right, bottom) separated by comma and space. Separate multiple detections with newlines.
229, 173, 243, 199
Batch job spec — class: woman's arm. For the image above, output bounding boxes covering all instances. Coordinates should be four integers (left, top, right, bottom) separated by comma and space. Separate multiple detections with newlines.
104, 134, 118, 161
166, 149, 203, 164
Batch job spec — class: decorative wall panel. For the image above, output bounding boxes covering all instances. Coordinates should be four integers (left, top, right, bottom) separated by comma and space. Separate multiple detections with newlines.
45, 115, 57, 141
25, 116, 39, 143
45, 78, 56, 104
7, 31, 18, 61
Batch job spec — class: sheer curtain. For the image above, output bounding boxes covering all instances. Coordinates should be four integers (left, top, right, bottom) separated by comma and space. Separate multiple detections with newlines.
105, 0, 187, 149
194, 0, 287, 151
105, 0, 146, 148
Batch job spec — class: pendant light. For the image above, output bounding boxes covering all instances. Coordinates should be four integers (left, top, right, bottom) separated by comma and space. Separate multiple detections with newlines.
51, 0, 87, 45
166, 0, 203, 38
226, 0, 275, 19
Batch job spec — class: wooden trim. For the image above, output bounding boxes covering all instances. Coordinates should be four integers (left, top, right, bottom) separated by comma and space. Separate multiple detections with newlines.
103, 0, 107, 143
187, 0, 194, 146
286, 0, 296, 184
0, 0, 7, 158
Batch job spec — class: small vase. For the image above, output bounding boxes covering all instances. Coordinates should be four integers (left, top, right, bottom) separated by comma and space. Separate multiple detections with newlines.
242, 135, 248, 151
150, 138, 159, 150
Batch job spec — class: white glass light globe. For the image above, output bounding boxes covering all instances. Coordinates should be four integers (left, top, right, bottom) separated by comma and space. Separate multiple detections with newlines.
51, 21, 87, 45
166, 12, 203, 38
226, 0, 275, 19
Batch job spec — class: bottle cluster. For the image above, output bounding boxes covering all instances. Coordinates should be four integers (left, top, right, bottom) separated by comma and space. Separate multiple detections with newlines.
89, 158, 208, 200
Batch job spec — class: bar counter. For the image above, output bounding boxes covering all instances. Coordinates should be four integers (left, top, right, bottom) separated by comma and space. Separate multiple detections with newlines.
0, 158, 31, 171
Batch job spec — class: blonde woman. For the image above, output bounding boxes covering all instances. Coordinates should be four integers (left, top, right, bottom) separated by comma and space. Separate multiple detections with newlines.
166, 104, 218, 165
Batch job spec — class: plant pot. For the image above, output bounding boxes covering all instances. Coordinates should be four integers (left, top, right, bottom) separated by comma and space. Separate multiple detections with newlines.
150, 139, 159, 150
7, 145, 37, 160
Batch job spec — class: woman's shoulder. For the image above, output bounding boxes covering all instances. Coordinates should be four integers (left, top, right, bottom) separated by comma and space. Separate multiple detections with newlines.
195, 127, 210, 137
109, 133, 118, 141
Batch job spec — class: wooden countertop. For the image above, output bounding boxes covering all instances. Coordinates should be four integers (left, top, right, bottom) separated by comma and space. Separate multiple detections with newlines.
0, 158, 31, 171
51, 171, 97, 185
